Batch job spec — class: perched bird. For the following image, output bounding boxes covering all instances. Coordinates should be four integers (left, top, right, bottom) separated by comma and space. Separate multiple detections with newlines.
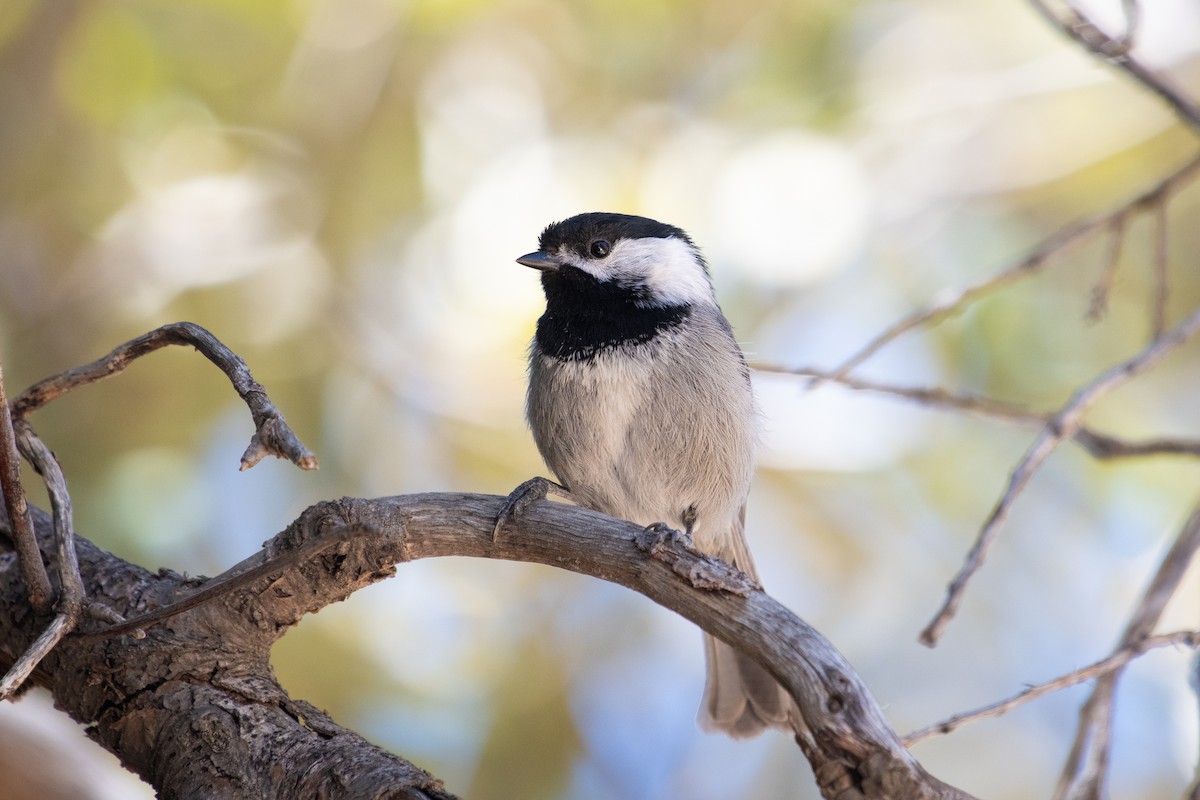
496, 211, 792, 738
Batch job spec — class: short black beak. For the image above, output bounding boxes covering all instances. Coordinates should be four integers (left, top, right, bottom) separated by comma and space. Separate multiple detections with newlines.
516, 251, 560, 271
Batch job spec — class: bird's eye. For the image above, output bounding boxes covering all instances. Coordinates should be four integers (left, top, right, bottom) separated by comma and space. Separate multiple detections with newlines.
589, 240, 611, 258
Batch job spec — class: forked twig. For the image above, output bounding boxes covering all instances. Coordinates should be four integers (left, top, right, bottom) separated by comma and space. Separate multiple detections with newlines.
0, 421, 87, 698
0, 364, 51, 611
1086, 217, 1128, 322
0, 323, 320, 697
819, 152, 1200, 384
904, 630, 1200, 746
921, 306, 1200, 646
754, 366, 1200, 460
1053, 496, 1200, 799
13, 321, 318, 472
1026, 0, 1200, 134
820, 243, 1060, 384
1151, 203, 1169, 340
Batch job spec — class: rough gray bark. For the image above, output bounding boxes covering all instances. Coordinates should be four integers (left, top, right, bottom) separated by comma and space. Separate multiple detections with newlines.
0, 501, 450, 800
0, 491, 973, 800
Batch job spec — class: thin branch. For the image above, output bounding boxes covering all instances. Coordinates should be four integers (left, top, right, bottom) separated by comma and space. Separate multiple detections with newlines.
904, 630, 1200, 746
0, 363, 52, 611
1071, 429, 1200, 460
1152, 202, 1169, 339
759, 365, 1041, 422
1188, 649, 1200, 800
1086, 216, 1127, 322
12, 322, 318, 472
1055, 494, 1200, 799
76, 524, 374, 639
0, 420, 86, 698
1026, 0, 1200, 134
1055, 685, 1116, 800
820, 152, 1200, 383
921, 305, 1200, 646
0, 612, 75, 697
754, 365, 1200, 460
820, 241, 1060, 384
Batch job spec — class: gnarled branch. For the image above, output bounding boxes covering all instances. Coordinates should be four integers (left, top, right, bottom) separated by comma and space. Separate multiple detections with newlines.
12, 321, 318, 472
0, 491, 976, 800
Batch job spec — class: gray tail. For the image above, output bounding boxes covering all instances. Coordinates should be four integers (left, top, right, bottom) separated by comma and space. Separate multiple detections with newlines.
696, 510, 796, 738
699, 633, 793, 738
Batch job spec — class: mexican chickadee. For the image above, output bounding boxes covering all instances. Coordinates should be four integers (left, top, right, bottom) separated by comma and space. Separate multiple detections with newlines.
497, 212, 792, 738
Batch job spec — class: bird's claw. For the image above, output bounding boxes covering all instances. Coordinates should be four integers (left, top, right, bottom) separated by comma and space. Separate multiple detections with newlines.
636, 522, 693, 554
493, 477, 569, 540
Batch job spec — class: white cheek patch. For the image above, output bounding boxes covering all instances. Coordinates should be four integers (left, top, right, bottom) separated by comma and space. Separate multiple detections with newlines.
562, 237, 715, 307
612, 237, 716, 308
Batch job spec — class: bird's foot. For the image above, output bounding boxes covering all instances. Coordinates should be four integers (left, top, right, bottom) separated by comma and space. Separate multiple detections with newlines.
636, 521, 694, 554
636, 522, 755, 596
493, 477, 571, 541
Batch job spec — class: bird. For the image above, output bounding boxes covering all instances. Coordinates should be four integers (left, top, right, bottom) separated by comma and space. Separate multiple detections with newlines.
495, 211, 793, 738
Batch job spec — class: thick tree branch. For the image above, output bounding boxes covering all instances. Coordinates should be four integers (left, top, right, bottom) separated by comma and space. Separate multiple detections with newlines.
0, 322, 321, 700
0, 502, 450, 800
0, 492, 977, 800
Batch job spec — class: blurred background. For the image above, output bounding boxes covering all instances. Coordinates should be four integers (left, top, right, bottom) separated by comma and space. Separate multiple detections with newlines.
1, 0, 1199, 797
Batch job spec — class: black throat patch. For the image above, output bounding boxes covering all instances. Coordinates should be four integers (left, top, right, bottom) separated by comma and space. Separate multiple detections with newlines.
536, 266, 690, 361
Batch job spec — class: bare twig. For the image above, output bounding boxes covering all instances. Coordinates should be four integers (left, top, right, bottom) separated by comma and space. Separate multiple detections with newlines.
0, 421, 86, 698
1189, 650, 1200, 800
821, 152, 1200, 383
1026, 0, 1200, 134
77, 524, 374, 639
904, 630, 1200, 746
0, 363, 52, 612
921, 305, 1200, 646
1086, 217, 1127, 322
1059, 689, 1116, 800
1054, 496, 1200, 799
1, 322, 319, 696
12, 322, 318, 472
1152, 202, 1169, 339
759, 365, 1040, 421
820, 244, 1059, 384
754, 365, 1200, 460
0, 612, 76, 697
1071, 429, 1200, 460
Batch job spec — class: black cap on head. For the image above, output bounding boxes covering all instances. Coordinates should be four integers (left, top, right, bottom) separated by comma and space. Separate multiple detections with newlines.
537, 212, 695, 260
